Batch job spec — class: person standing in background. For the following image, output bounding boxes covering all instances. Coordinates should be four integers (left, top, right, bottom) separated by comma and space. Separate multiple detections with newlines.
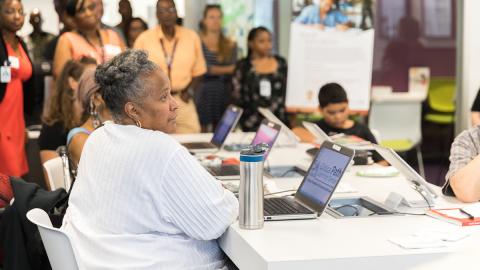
25, 9, 54, 124
115, 0, 132, 40
92, 0, 126, 42
53, 0, 125, 79
44, 0, 76, 64
125, 17, 148, 48
0, 0, 34, 177
232, 26, 289, 132
197, 4, 237, 132
134, 0, 206, 134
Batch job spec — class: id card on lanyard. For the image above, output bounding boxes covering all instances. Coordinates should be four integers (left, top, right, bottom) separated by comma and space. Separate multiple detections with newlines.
1, 61, 11, 83
160, 38, 178, 81
259, 78, 272, 98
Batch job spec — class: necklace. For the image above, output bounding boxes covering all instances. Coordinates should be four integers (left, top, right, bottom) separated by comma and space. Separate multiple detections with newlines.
78, 29, 105, 63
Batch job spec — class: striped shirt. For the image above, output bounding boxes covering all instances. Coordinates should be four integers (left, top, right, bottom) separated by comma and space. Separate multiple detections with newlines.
444, 126, 480, 196
62, 122, 238, 269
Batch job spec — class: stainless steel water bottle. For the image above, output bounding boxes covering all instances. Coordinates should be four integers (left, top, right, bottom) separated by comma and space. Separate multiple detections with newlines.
239, 143, 267, 230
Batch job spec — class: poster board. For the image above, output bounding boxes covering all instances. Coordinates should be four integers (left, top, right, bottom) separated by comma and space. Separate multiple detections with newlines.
286, 24, 374, 112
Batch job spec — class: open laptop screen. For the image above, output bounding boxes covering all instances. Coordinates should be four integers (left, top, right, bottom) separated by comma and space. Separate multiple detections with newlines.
296, 142, 353, 212
211, 106, 242, 147
251, 120, 281, 160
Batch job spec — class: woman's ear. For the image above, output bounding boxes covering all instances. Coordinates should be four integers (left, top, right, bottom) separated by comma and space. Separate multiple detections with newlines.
68, 76, 79, 92
124, 101, 139, 121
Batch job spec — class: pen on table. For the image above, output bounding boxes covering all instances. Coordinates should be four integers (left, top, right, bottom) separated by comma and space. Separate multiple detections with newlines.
459, 209, 475, 220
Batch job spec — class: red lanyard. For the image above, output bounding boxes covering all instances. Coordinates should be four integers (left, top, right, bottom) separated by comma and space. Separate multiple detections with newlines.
159, 38, 178, 80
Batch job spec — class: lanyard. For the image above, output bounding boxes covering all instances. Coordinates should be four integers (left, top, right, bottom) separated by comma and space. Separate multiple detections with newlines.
79, 30, 106, 64
159, 38, 178, 80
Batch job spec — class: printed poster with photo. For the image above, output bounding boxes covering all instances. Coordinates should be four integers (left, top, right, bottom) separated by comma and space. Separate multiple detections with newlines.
286, 23, 374, 112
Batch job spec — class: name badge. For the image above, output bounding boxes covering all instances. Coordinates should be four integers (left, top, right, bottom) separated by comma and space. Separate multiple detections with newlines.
259, 79, 272, 98
1, 66, 11, 83
8, 56, 19, 69
104, 44, 122, 57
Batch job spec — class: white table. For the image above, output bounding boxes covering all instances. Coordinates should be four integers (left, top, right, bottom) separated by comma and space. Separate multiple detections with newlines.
173, 133, 480, 270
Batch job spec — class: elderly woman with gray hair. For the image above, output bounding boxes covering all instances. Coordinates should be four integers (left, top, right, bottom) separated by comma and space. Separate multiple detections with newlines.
61, 50, 239, 269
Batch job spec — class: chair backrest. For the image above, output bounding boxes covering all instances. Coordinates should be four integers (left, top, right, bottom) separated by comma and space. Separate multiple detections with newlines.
42, 157, 65, 190
427, 77, 456, 113
26, 208, 79, 270
369, 99, 422, 145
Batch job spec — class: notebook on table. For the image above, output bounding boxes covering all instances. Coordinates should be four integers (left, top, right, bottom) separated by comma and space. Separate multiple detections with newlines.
206, 119, 281, 180
264, 141, 355, 221
182, 105, 243, 153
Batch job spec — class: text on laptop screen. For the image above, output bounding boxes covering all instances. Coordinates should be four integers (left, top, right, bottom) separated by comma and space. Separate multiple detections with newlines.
297, 147, 351, 207
211, 108, 240, 146
251, 123, 280, 159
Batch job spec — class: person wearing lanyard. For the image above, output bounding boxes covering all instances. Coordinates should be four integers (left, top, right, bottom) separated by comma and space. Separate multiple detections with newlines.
232, 26, 289, 132
134, 0, 206, 134
53, 0, 125, 79
0, 0, 34, 177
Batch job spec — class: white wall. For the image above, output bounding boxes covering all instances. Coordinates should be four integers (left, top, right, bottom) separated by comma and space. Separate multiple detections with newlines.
19, 0, 58, 36
456, 0, 480, 133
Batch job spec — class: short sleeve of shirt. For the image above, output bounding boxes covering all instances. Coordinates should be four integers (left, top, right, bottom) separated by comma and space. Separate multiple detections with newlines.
334, 10, 349, 24
471, 88, 480, 112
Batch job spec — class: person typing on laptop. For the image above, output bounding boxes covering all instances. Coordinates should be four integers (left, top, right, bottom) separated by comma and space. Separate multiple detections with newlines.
316, 83, 387, 165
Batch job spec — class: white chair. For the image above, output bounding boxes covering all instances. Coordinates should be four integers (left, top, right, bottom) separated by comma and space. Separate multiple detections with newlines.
42, 157, 64, 190
26, 208, 79, 270
369, 98, 425, 178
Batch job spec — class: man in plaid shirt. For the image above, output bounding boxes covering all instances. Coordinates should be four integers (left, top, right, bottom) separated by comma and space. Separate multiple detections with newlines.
444, 126, 480, 202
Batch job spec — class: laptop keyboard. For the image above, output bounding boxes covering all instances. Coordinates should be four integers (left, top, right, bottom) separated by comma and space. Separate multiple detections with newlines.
264, 197, 314, 215
183, 142, 216, 149
208, 165, 240, 176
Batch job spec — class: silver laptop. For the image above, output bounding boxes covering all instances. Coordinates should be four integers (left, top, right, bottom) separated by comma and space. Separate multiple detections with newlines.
372, 144, 437, 207
182, 105, 243, 153
206, 120, 281, 180
302, 121, 374, 151
264, 141, 355, 221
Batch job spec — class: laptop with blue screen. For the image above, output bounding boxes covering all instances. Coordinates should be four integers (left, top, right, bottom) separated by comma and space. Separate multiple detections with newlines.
264, 141, 354, 220
182, 105, 243, 153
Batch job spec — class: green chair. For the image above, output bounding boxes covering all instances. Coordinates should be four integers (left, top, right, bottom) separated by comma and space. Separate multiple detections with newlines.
424, 78, 456, 124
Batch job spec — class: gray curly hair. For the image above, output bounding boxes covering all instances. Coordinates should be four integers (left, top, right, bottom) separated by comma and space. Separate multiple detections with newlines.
95, 50, 158, 122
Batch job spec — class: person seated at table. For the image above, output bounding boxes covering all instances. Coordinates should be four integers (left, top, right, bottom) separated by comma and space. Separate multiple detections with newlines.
444, 126, 480, 202
67, 67, 112, 169
61, 50, 238, 269
316, 82, 386, 164
295, 0, 350, 30
39, 57, 96, 165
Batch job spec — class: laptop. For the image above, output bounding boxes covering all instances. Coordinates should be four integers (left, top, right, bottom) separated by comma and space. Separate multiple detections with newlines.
372, 144, 437, 207
264, 141, 355, 221
206, 119, 281, 180
302, 121, 374, 151
182, 105, 243, 153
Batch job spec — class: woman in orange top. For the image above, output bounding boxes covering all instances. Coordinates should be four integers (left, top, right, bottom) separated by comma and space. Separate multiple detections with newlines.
0, 0, 33, 177
53, 0, 125, 78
